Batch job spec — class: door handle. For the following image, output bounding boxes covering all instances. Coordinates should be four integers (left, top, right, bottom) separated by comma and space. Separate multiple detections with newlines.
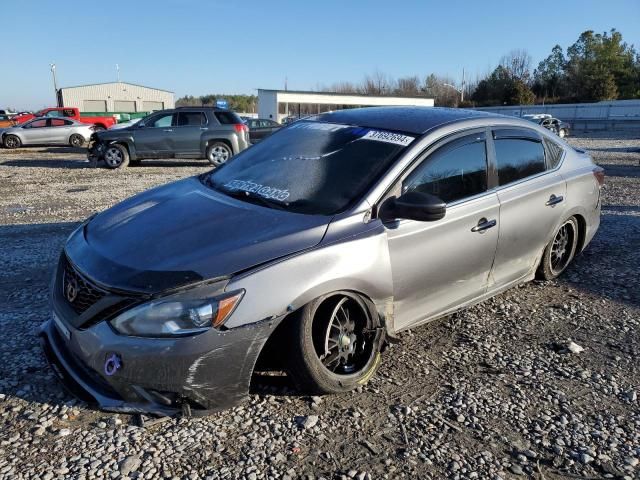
471, 218, 497, 233
200, 127, 208, 131
546, 194, 564, 206
163, 129, 173, 132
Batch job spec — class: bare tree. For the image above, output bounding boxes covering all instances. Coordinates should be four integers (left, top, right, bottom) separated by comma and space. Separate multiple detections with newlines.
360, 70, 394, 95
499, 49, 532, 82
395, 76, 422, 96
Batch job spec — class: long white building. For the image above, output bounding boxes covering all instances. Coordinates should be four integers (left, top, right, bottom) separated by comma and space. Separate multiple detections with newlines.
258, 89, 434, 123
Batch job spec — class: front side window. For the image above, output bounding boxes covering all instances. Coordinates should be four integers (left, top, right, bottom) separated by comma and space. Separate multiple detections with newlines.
26, 119, 47, 128
403, 132, 488, 204
493, 129, 546, 186
50, 119, 68, 127
177, 112, 205, 126
149, 113, 174, 128
205, 121, 415, 215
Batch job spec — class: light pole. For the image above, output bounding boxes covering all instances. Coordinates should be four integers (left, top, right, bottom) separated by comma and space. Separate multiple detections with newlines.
50, 63, 59, 106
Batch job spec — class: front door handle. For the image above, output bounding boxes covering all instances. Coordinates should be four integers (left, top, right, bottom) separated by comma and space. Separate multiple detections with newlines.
471, 218, 497, 233
546, 194, 564, 206
163, 129, 173, 132
200, 127, 208, 131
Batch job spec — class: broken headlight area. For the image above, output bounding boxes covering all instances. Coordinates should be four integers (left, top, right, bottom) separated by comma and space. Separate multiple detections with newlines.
109, 289, 244, 337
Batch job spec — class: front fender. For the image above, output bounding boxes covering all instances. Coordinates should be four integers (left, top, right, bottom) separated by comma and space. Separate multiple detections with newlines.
224, 220, 396, 333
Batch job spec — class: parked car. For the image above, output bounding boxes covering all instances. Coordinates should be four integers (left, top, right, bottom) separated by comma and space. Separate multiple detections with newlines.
0, 114, 16, 128
108, 118, 142, 130
40, 107, 603, 415
87, 107, 250, 168
245, 118, 281, 143
523, 114, 570, 138
2, 117, 94, 148
13, 107, 117, 131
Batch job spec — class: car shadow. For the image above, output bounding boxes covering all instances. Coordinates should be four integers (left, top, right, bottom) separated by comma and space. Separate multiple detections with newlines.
1, 159, 92, 169
602, 164, 640, 178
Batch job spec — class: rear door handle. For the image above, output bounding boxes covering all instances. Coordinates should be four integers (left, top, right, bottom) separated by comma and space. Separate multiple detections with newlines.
163, 129, 173, 132
471, 218, 497, 233
200, 127, 208, 131
546, 194, 564, 206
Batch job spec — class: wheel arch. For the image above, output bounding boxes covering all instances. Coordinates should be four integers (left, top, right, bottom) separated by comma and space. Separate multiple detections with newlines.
206, 138, 234, 154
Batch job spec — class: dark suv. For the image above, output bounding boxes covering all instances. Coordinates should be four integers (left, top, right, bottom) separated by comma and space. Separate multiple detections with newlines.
88, 107, 250, 169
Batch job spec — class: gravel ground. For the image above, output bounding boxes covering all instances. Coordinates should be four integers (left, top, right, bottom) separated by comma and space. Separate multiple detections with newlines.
0, 133, 638, 480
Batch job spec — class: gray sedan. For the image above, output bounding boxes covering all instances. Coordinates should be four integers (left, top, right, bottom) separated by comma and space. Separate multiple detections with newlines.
40, 107, 602, 415
2, 117, 93, 148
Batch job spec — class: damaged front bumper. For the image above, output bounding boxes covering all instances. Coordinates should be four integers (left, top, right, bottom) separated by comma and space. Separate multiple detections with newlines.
39, 312, 280, 417
86, 135, 106, 162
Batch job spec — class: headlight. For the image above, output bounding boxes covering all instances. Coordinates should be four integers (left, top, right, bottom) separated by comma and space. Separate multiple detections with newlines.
110, 289, 244, 337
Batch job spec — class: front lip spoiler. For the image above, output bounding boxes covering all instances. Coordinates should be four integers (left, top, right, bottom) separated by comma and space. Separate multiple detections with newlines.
39, 320, 216, 417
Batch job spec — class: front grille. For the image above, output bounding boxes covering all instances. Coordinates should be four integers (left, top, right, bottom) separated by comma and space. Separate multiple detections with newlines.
62, 257, 106, 314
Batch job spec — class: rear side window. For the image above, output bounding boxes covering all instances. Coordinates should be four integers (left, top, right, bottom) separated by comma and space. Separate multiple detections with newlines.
403, 132, 488, 203
543, 137, 564, 168
177, 112, 206, 126
493, 129, 546, 186
215, 111, 242, 125
50, 119, 67, 127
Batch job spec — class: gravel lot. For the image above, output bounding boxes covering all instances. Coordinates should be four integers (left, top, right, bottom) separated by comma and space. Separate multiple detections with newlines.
0, 133, 638, 480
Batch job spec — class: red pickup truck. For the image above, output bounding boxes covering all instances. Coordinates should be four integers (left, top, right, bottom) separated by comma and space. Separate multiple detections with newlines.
13, 107, 117, 131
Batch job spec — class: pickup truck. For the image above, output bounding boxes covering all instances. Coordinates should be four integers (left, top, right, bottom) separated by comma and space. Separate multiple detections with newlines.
13, 107, 117, 131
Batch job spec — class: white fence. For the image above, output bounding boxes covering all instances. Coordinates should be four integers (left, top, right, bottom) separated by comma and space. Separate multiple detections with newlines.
476, 100, 640, 131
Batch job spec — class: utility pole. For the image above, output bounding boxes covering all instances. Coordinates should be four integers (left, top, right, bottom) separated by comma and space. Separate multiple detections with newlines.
116, 64, 120, 83
50, 63, 59, 106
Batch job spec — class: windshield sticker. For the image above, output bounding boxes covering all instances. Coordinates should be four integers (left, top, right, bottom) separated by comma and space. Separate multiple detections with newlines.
361, 130, 414, 146
224, 179, 290, 201
288, 122, 349, 132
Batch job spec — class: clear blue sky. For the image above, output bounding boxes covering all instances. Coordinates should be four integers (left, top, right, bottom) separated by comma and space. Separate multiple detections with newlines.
2, 0, 638, 109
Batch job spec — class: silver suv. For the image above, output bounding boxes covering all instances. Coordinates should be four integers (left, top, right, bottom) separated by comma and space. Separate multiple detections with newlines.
87, 107, 250, 168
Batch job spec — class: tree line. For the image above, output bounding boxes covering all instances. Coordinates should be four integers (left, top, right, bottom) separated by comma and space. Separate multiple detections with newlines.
176, 29, 638, 110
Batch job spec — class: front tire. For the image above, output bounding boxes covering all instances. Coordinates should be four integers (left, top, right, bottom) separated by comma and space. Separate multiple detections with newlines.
3, 135, 21, 149
103, 144, 130, 169
69, 134, 85, 147
286, 293, 383, 394
206, 142, 232, 167
558, 129, 567, 138
537, 217, 579, 280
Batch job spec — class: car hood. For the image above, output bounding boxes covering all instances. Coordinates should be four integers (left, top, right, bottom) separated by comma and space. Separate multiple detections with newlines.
66, 176, 331, 294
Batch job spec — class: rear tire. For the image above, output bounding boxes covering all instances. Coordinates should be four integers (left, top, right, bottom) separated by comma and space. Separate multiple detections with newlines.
206, 142, 232, 167
537, 217, 579, 280
286, 293, 383, 394
69, 134, 85, 147
3, 135, 21, 149
103, 144, 130, 169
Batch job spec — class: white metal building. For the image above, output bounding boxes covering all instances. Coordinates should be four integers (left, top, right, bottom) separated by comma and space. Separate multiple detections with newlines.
58, 82, 174, 113
258, 89, 434, 123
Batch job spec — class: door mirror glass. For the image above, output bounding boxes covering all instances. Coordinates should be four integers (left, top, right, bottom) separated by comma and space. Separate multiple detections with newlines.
379, 191, 446, 222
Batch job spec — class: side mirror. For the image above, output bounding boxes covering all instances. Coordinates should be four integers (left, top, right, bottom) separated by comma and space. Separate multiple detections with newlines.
379, 191, 446, 222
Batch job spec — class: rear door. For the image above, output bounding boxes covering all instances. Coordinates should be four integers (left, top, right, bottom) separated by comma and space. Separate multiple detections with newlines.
173, 111, 206, 155
49, 119, 76, 144
133, 112, 176, 156
489, 128, 567, 287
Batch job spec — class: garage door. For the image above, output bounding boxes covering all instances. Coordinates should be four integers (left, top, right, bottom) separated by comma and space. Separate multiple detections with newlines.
114, 100, 136, 112
83, 100, 107, 112
143, 101, 164, 111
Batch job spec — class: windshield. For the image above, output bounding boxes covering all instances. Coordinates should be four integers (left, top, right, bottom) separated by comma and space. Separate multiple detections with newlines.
205, 121, 415, 215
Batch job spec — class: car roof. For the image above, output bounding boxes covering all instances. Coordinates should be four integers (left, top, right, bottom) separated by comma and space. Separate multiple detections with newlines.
313, 106, 505, 135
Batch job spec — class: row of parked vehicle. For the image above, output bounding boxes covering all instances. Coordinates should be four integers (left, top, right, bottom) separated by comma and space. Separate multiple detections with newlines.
0, 106, 284, 169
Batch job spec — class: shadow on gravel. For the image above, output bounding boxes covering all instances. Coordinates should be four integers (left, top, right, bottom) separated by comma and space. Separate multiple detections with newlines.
138, 159, 211, 168
603, 165, 640, 177
1, 159, 91, 169
39, 147, 88, 154
586, 146, 640, 153
560, 211, 640, 310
